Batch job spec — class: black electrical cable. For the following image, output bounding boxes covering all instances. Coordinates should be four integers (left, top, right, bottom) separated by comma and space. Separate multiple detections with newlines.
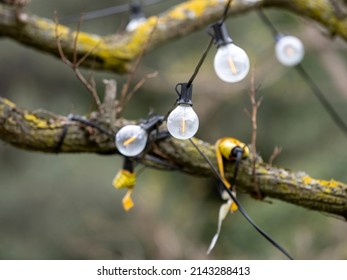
54, 114, 115, 153
221, 0, 233, 24
186, 38, 214, 87
186, 0, 233, 87
257, 9, 347, 137
163, 100, 179, 121
69, 115, 114, 137
60, 0, 165, 24
189, 138, 294, 260
55, 125, 69, 153
295, 64, 347, 137
229, 147, 242, 188
257, 10, 279, 39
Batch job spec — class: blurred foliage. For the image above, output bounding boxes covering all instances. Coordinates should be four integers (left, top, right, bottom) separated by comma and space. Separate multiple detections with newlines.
1, 0, 347, 260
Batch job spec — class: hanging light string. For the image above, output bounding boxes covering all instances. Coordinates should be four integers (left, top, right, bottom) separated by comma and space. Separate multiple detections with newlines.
186, 0, 233, 87
221, 0, 233, 24
257, 9, 347, 137
257, 10, 279, 39
295, 64, 347, 137
187, 38, 214, 87
188, 139, 294, 260
164, 0, 234, 122
60, 0, 165, 24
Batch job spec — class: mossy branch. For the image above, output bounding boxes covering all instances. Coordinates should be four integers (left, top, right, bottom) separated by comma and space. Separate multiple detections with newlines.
1, 96, 347, 218
0, 0, 346, 73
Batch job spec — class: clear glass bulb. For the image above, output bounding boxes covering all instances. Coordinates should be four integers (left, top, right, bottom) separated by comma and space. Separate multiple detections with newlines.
214, 43, 250, 83
167, 105, 199, 140
115, 125, 148, 157
275, 36, 304, 66
125, 17, 147, 32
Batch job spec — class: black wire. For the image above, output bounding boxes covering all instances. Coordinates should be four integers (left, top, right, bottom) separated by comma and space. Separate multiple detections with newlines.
187, 38, 214, 87
295, 64, 347, 137
55, 125, 69, 153
189, 139, 294, 260
60, 0, 164, 24
54, 115, 115, 152
139, 154, 180, 171
221, 184, 294, 260
257, 10, 279, 39
186, 0, 233, 87
221, 0, 233, 24
69, 115, 114, 138
163, 100, 179, 121
230, 149, 242, 189
257, 10, 347, 137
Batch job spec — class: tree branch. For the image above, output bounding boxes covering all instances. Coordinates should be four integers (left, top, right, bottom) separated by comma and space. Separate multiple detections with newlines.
1, 96, 347, 219
1, 0, 346, 73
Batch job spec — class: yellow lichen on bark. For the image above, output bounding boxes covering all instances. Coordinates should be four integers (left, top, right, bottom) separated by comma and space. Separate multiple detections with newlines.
302, 175, 342, 189
290, 0, 347, 38
120, 16, 159, 56
1, 96, 347, 217
2, 0, 347, 73
1, 98, 16, 108
167, 0, 219, 19
23, 113, 56, 129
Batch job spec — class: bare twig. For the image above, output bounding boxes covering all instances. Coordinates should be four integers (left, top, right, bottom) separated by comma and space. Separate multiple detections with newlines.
125, 71, 159, 105
72, 14, 83, 65
118, 19, 159, 116
54, 12, 102, 110
269, 146, 283, 165
247, 67, 263, 199
75, 42, 101, 68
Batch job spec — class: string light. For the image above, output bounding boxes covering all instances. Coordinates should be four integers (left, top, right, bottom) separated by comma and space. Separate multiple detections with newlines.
167, 83, 199, 140
209, 22, 250, 83
116, 125, 148, 157
59, 0, 164, 24
115, 115, 163, 157
275, 35, 304, 66
257, 10, 347, 136
57, 0, 296, 259
125, 1, 147, 32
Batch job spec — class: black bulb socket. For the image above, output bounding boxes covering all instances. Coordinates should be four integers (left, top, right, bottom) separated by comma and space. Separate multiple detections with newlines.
275, 33, 284, 42
123, 157, 134, 172
140, 115, 164, 132
130, 1, 144, 19
208, 22, 233, 48
230, 146, 243, 160
175, 83, 193, 106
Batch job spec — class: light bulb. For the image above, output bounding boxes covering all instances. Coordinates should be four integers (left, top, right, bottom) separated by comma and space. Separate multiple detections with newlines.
275, 35, 304, 66
125, 17, 146, 32
167, 104, 199, 140
125, 1, 146, 32
214, 43, 250, 83
115, 125, 148, 157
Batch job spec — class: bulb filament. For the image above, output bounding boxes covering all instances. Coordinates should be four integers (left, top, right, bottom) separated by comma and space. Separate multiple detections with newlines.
181, 117, 186, 135
123, 135, 137, 146
284, 46, 295, 57
227, 56, 237, 75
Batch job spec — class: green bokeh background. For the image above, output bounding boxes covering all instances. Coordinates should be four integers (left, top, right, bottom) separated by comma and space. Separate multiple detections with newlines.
1, 0, 347, 259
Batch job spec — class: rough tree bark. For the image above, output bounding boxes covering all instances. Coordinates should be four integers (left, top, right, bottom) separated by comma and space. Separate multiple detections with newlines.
1, 0, 347, 72
1, 97, 347, 219
1, 0, 347, 219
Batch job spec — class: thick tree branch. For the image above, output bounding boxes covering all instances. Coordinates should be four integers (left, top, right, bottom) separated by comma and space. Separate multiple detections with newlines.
0, 97, 119, 153
0, 0, 346, 73
1, 96, 347, 219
